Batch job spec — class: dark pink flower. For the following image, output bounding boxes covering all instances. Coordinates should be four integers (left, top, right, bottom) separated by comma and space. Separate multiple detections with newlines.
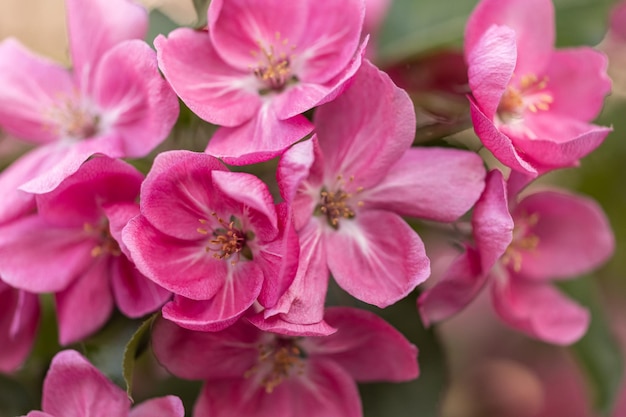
155, 0, 365, 165
0, 0, 178, 224
262, 60, 485, 330
123, 151, 298, 332
152, 307, 418, 417
0, 157, 169, 345
0, 279, 39, 373
22, 349, 184, 417
465, 0, 611, 175
419, 170, 615, 345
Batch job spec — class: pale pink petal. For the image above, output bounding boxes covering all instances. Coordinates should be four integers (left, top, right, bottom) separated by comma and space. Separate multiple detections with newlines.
0, 38, 73, 144
66, 0, 147, 87
129, 396, 184, 417
152, 315, 260, 380
471, 170, 514, 272
0, 217, 95, 293
205, 102, 313, 166
111, 256, 170, 318
326, 210, 429, 308
467, 24, 517, 118
263, 219, 328, 325
491, 277, 590, 345
514, 190, 614, 281
103, 202, 140, 257
305, 307, 419, 382
42, 350, 129, 417
418, 248, 487, 326
543, 48, 610, 121
465, 0, 554, 75
55, 258, 114, 345
162, 262, 264, 332
0, 283, 39, 373
123, 216, 227, 300
364, 0, 392, 36
248, 313, 337, 337
315, 60, 415, 188
469, 99, 537, 175
154, 30, 259, 127
90, 40, 179, 158
363, 147, 486, 221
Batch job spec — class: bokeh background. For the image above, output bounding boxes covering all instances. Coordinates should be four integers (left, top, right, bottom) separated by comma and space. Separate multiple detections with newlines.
0, 0, 625, 416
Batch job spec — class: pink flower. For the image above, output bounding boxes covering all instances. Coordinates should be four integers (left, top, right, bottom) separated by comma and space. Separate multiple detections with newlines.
0, 279, 39, 373
152, 307, 418, 417
260, 60, 485, 330
610, 0, 626, 42
466, 0, 611, 175
419, 170, 615, 345
123, 151, 299, 332
22, 349, 184, 417
0, 0, 179, 223
155, 0, 365, 165
0, 157, 170, 345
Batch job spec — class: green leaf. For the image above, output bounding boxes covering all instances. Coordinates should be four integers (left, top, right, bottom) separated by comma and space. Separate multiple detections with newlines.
561, 277, 623, 416
122, 314, 157, 401
192, 0, 211, 28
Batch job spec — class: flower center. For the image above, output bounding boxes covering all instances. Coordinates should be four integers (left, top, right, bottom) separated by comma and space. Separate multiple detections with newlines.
497, 74, 553, 124
314, 176, 364, 229
252, 32, 297, 93
501, 212, 540, 272
197, 214, 253, 263
245, 338, 306, 394
49, 97, 100, 140
84, 221, 121, 257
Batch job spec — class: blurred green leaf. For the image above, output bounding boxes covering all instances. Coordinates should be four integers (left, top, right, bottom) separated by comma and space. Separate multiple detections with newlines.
192, 0, 211, 28
146, 10, 179, 46
561, 277, 623, 415
122, 314, 157, 401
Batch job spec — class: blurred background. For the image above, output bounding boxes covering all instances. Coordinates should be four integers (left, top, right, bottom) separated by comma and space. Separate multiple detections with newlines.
0, 0, 625, 416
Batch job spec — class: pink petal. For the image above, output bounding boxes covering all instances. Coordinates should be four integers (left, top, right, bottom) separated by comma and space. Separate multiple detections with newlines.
543, 48, 610, 121
363, 147, 486, 221
248, 313, 337, 337
123, 216, 228, 300
205, 102, 313, 166
467, 24, 517, 118
514, 190, 614, 281
103, 202, 140, 257
326, 210, 429, 307
0, 216, 95, 293
364, 0, 392, 36
151, 315, 260, 381
42, 350, 129, 417
162, 262, 264, 332
471, 170, 514, 272
610, 0, 626, 41
66, 0, 147, 87
469, 98, 537, 175
465, 0, 554, 76
129, 396, 184, 417
0, 283, 40, 373
0, 38, 73, 144
263, 219, 328, 325
491, 276, 590, 345
154, 30, 259, 127
418, 247, 487, 326
25, 412, 55, 417
315, 60, 415, 189
55, 258, 114, 345
305, 307, 419, 382
90, 40, 180, 158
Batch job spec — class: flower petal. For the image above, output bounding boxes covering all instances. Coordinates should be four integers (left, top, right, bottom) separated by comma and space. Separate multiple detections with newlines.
363, 147, 486, 221
129, 396, 185, 417
0, 283, 39, 373
248, 313, 337, 337
514, 190, 614, 281
326, 210, 429, 307
42, 350, 129, 417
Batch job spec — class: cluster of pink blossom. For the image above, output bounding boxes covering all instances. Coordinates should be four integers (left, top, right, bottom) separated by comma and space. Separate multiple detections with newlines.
0, 0, 617, 415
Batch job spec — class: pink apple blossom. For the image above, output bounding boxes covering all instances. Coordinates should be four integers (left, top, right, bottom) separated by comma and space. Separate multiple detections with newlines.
259, 60, 485, 331
155, 0, 365, 165
152, 307, 418, 417
123, 150, 299, 332
0, 0, 179, 224
0, 279, 39, 373
419, 170, 615, 345
466, 0, 611, 175
22, 349, 184, 417
0, 157, 170, 345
